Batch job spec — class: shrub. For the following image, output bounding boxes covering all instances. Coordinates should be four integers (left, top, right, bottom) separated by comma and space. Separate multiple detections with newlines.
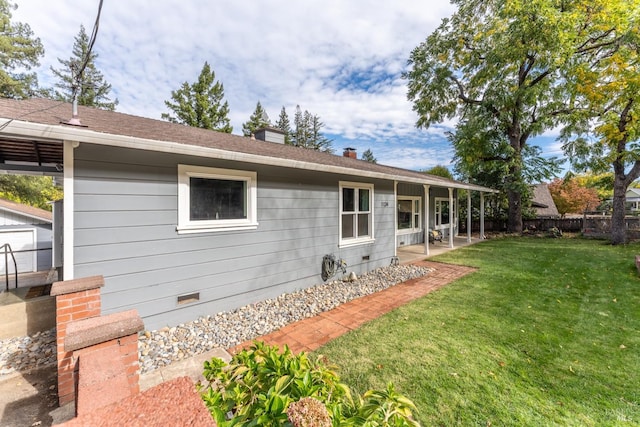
200, 341, 419, 426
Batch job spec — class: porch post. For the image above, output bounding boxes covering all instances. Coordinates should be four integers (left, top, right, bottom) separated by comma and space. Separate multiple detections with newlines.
63, 140, 77, 280
424, 185, 430, 256
467, 191, 472, 243
480, 192, 485, 240
394, 181, 398, 257
448, 187, 454, 248
455, 190, 460, 237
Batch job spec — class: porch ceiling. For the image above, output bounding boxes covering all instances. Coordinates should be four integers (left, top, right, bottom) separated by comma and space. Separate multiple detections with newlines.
0, 135, 63, 174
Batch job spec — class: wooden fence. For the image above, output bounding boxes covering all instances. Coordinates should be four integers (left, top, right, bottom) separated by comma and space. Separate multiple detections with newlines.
460, 218, 584, 233
460, 216, 640, 240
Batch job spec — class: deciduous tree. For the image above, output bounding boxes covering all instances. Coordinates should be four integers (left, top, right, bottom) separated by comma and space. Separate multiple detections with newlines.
560, 0, 640, 244
548, 177, 601, 218
423, 165, 453, 180
50, 25, 117, 110
0, 175, 62, 210
162, 62, 232, 133
405, 0, 609, 232
0, 0, 44, 98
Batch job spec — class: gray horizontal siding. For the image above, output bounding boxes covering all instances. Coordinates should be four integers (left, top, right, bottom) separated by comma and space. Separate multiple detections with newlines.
73, 143, 396, 330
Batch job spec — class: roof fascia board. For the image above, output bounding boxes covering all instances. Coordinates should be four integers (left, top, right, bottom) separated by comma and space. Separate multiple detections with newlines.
2, 118, 498, 193
0, 206, 52, 223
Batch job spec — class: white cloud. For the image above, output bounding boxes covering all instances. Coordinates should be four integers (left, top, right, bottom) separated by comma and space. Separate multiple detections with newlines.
12, 0, 459, 170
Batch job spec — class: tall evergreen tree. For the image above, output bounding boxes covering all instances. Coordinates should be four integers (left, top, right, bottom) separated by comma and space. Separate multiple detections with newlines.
292, 105, 305, 147
290, 105, 333, 153
0, 0, 44, 98
362, 149, 377, 163
162, 62, 232, 133
242, 101, 270, 137
308, 114, 334, 153
275, 106, 292, 145
50, 25, 117, 110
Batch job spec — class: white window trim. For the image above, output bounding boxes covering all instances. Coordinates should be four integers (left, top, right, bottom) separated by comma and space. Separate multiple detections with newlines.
339, 181, 375, 248
434, 197, 455, 229
397, 196, 422, 235
177, 164, 258, 234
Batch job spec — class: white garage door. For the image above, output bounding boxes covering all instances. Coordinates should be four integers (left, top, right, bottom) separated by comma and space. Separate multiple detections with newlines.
0, 229, 37, 274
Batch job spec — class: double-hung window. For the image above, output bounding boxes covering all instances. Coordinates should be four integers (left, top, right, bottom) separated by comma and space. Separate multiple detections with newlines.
339, 181, 374, 246
435, 197, 454, 228
397, 196, 422, 233
177, 164, 257, 233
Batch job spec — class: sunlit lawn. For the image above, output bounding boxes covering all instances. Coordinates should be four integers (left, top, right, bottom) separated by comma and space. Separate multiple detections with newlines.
317, 237, 640, 426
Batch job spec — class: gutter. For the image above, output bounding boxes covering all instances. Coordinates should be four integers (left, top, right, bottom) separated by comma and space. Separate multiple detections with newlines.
1, 118, 499, 194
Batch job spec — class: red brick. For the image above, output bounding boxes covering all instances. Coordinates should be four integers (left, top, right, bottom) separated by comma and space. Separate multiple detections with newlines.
125, 365, 139, 377
57, 306, 82, 317
56, 299, 72, 308
56, 314, 72, 324
72, 295, 99, 306
120, 352, 139, 366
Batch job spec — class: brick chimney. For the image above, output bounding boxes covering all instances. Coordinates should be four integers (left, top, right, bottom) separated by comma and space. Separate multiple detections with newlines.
343, 147, 357, 159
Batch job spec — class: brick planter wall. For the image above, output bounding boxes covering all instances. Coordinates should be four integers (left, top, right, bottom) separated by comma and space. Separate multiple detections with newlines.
64, 309, 144, 415
50, 276, 104, 406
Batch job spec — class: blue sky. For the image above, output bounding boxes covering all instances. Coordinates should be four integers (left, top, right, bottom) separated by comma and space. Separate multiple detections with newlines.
12, 0, 566, 175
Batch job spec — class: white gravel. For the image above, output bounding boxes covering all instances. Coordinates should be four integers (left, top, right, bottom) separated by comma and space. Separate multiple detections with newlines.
0, 264, 432, 377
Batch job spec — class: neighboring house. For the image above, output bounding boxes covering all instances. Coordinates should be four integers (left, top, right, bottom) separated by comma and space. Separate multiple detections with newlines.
0, 99, 496, 330
531, 184, 560, 218
0, 198, 53, 275
625, 188, 640, 212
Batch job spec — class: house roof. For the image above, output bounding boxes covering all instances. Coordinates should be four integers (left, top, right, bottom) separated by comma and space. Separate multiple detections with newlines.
531, 184, 559, 217
0, 98, 496, 193
0, 198, 53, 223
626, 187, 640, 201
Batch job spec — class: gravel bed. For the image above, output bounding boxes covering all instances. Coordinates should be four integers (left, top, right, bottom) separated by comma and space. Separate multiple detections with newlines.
0, 264, 432, 377
0, 328, 56, 376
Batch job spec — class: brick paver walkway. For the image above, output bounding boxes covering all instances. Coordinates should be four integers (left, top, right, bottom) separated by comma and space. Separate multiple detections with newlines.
229, 261, 476, 354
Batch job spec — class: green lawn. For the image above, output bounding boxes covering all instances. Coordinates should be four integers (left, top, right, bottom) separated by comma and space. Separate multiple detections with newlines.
317, 237, 640, 426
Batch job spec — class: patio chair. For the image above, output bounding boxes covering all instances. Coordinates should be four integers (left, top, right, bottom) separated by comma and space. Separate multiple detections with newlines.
428, 229, 443, 244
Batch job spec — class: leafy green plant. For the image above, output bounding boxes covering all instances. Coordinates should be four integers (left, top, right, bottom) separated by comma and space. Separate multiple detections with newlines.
199, 341, 419, 426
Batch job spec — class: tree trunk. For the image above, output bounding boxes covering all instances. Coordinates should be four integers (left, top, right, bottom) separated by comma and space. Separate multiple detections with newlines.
507, 188, 523, 233
611, 176, 627, 245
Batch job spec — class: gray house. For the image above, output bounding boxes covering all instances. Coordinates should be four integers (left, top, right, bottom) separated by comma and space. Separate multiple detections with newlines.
0, 98, 495, 330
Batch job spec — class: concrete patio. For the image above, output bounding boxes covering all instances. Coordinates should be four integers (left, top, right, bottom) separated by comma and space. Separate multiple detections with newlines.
396, 234, 484, 264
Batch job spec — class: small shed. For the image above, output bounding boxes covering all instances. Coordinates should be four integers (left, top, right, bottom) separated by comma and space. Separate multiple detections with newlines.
0, 198, 53, 274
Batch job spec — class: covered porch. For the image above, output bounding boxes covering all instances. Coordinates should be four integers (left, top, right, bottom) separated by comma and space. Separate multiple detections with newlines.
394, 179, 496, 258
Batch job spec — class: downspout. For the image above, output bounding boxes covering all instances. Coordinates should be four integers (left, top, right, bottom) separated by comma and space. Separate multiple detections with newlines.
424, 185, 430, 256
448, 187, 454, 248
467, 191, 472, 243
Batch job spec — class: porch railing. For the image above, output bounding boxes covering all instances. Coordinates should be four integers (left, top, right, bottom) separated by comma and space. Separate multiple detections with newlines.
1, 243, 18, 292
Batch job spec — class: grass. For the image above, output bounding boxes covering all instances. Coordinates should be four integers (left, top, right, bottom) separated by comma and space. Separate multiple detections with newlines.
316, 237, 640, 426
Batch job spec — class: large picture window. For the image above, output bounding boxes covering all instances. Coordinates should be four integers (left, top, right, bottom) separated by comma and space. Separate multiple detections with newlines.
339, 181, 374, 246
397, 196, 422, 232
177, 165, 257, 233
